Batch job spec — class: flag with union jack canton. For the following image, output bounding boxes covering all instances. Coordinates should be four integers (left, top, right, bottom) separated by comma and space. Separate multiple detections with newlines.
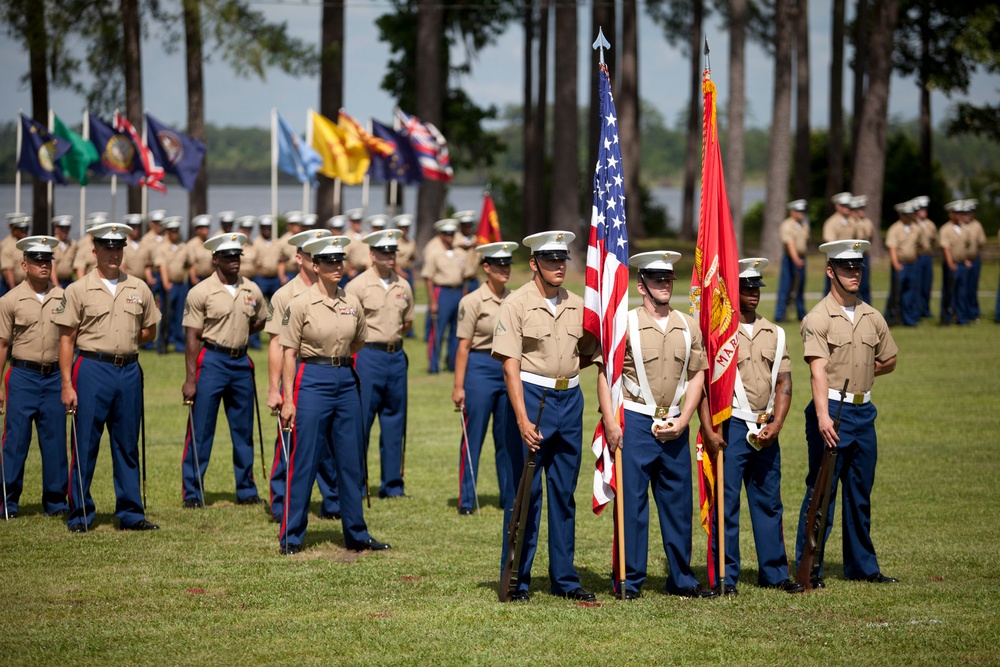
394, 108, 453, 182
585, 64, 629, 515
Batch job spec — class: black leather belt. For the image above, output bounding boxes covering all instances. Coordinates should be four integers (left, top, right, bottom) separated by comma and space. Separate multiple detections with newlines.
204, 342, 248, 358
469, 348, 492, 354
78, 350, 139, 366
301, 356, 354, 367
364, 341, 402, 353
11, 358, 58, 375
435, 283, 463, 289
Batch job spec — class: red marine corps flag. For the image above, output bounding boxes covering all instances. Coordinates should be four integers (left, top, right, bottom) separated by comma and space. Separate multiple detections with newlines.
476, 190, 501, 246
689, 55, 740, 589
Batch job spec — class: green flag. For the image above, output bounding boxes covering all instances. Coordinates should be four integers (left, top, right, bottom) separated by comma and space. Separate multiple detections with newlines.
52, 114, 99, 186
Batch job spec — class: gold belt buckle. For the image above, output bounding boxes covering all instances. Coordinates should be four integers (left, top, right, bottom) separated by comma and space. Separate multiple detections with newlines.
554, 376, 569, 391
654, 406, 670, 419
756, 412, 771, 426
114, 355, 126, 367
331, 357, 342, 366
851, 393, 864, 405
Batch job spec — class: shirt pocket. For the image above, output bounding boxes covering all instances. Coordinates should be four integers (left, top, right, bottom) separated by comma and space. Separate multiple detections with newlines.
860, 332, 879, 366
521, 323, 551, 355
565, 324, 583, 358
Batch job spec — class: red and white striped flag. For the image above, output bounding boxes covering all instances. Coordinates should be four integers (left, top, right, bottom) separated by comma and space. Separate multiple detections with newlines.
394, 108, 453, 182
585, 64, 630, 514
114, 111, 166, 193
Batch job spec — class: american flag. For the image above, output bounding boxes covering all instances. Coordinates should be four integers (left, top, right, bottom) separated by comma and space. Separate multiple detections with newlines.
394, 108, 453, 182
585, 64, 629, 514
114, 111, 166, 193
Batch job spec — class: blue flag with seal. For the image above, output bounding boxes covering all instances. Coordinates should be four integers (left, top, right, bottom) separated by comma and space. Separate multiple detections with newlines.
276, 112, 322, 185
145, 113, 206, 191
17, 113, 72, 184
369, 119, 423, 185
87, 112, 146, 186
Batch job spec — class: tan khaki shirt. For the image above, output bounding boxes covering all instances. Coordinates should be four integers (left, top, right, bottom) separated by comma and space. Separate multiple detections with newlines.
265, 275, 306, 337
0, 236, 26, 285
254, 237, 284, 278
0, 281, 64, 362
491, 282, 599, 378
736, 315, 791, 412
967, 219, 987, 255
182, 273, 265, 348
421, 243, 468, 287
457, 283, 507, 351
779, 217, 809, 256
885, 221, 920, 264
238, 241, 258, 279
622, 307, 707, 408
53, 239, 77, 282
853, 216, 875, 243
822, 213, 855, 244
916, 218, 937, 254
280, 284, 366, 358
396, 237, 416, 270
73, 235, 96, 276
53, 270, 161, 355
278, 231, 296, 264
157, 242, 190, 283
187, 236, 214, 279
938, 223, 971, 263
345, 232, 371, 273
801, 293, 897, 395
344, 267, 414, 344
123, 240, 146, 281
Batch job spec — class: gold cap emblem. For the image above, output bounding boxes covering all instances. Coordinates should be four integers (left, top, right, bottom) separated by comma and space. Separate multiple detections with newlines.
853, 241, 861, 250
231, 234, 237, 241
556, 233, 564, 241
111, 226, 118, 232
317, 230, 326, 237
753, 259, 761, 267
503, 243, 510, 250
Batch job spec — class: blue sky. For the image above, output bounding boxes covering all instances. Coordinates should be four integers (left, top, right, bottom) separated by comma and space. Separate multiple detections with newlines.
1, 0, 997, 133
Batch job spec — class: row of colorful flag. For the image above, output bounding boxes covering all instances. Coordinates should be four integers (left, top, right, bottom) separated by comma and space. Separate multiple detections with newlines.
274, 108, 453, 187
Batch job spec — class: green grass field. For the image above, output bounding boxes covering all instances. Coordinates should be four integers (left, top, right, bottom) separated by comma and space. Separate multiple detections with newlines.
3, 259, 1000, 666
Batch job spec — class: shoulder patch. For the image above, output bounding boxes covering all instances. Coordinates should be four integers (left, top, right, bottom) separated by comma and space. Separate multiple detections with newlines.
54, 295, 66, 315
458, 304, 465, 322
266, 301, 275, 321
183, 301, 191, 317
282, 306, 291, 326
495, 319, 507, 336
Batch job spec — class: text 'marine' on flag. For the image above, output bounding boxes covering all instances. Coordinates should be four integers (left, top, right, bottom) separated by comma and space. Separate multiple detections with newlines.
145, 113, 206, 192
275, 111, 322, 186
369, 119, 422, 185
690, 68, 740, 586
86, 112, 147, 187
53, 115, 99, 186
586, 63, 629, 515
394, 109, 453, 183
476, 191, 501, 246
114, 111, 166, 193
17, 113, 71, 184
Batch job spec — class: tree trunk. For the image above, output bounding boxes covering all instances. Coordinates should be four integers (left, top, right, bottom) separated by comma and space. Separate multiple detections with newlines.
523, 0, 535, 239
793, 0, 810, 200
551, 2, 578, 234
619, 0, 642, 238
524, 0, 549, 236
761, 0, 794, 263
727, 0, 747, 251
317, 0, 344, 221
26, 2, 48, 234
851, 0, 899, 255
679, 0, 702, 242
850, 0, 869, 175
415, 0, 445, 250
184, 0, 207, 233
918, 0, 931, 175
122, 0, 143, 215
589, 0, 615, 221
824, 0, 846, 212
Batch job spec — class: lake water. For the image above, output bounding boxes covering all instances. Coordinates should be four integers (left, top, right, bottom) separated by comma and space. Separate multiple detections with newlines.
0, 183, 766, 239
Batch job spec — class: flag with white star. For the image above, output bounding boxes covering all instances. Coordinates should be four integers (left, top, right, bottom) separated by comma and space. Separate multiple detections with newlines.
585, 64, 629, 516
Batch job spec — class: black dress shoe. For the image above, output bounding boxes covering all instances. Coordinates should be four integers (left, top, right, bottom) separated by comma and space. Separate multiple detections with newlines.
614, 589, 641, 601
319, 512, 341, 520
237, 496, 262, 506
47, 509, 69, 517
280, 544, 301, 556
183, 498, 203, 509
458, 508, 474, 515
723, 584, 738, 597
509, 590, 530, 602
5, 511, 17, 519
119, 519, 159, 531
864, 572, 899, 584
764, 579, 804, 593
68, 523, 89, 533
559, 588, 596, 602
810, 576, 826, 589
668, 585, 718, 599
350, 537, 391, 551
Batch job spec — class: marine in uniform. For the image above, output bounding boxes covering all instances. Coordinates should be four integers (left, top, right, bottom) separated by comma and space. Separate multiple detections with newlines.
394, 215, 418, 339
157, 217, 190, 351
884, 201, 921, 327
187, 215, 214, 286
596, 251, 715, 600
0, 236, 68, 518
794, 240, 898, 585
491, 231, 599, 603
700, 258, 802, 596
343, 209, 371, 281
265, 229, 340, 523
454, 210, 480, 294
237, 216, 262, 350
279, 235, 390, 555
1, 214, 30, 292
122, 214, 146, 282
180, 232, 267, 507
51, 216, 77, 289
451, 241, 518, 515
849, 196, 875, 304
423, 218, 468, 374
965, 199, 987, 321
939, 201, 973, 325
345, 229, 414, 499
218, 211, 236, 234
253, 215, 284, 299
775, 199, 809, 322
911, 196, 936, 318
55, 221, 162, 532
73, 212, 105, 279
822, 192, 856, 295
140, 210, 167, 343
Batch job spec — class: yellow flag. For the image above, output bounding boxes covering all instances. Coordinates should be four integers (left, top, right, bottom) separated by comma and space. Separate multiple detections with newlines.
311, 111, 369, 184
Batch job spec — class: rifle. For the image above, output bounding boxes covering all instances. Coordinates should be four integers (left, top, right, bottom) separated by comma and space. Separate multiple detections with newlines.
498, 388, 547, 602
796, 378, 849, 590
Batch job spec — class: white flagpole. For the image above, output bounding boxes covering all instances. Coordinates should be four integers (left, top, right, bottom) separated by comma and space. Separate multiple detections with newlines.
47, 108, 54, 232
270, 108, 278, 217
81, 110, 88, 226
15, 110, 22, 213
303, 109, 313, 214
361, 117, 371, 213
111, 108, 119, 221
141, 110, 148, 218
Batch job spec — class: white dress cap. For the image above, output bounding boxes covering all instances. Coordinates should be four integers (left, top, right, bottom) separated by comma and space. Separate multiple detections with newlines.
237, 215, 257, 229
52, 215, 73, 227
628, 250, 681, 274
162, 216, 183, 230
204, 232, 249, 254
477, 241, 519, 264
285, 210, 305, 225
454, 210, 476, 224
193, 214, 212, 228
16, 235, 59, 256
944, 200, 963, 212
433, 218, 459, 234
303, 235, 351, 258
819, 239, 870, 262
523, 230, 576, 255
392, 214, 413, 227
345, 208, 364, 222
850, 195, 867, 209
787, 199, 807, 212
302, 213, 318, 227
288, 229, 330, 249
217, 211, 236, 223
738, 257, 768, 286
147, 209, 166, 223
123, 213, 143, 226
912, 196, 929, 208
894, 201, 915, 215
363, 229, 401, 250
366, 214, 389, 228
831, 192, 853, 206
258, 215, 274, 227
328, 215, 346, 229
89, 222, 132, 245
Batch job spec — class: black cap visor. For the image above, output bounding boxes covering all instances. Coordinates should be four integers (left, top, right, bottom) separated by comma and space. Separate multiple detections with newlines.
24, 251, 53, 261
95, 238, 127, 249
740, 277, 766, 288
533, 250, 570, 262
829, 258, 864, 270
640, 269, 676, 281
315, 253, 346, 263
214, 249, 243, 258
484, 256, 513, 266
